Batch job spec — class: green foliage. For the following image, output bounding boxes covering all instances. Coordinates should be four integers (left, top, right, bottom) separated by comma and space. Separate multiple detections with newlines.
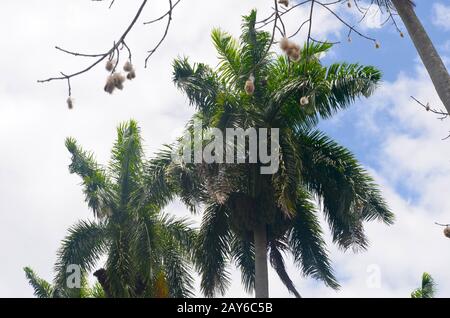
24, 267, 103, 298
24, 267, 54, 298
411, 272, 436, 298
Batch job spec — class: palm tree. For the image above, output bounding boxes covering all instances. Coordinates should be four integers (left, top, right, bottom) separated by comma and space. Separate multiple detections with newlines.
379, 0, 450, 113
145, 11, 394, 298
54, 120, 196, 298
411, 272, 436, 298
24, 267, 105, 298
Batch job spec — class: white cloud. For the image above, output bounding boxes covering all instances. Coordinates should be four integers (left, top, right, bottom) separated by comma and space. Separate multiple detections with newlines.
433, 3, 450, 30
344, 1, 385, 30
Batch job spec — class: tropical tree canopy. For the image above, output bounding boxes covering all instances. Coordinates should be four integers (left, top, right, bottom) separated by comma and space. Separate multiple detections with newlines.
143, 10, 394, 297
53, 120, 196, 298
411, 272, 436, 298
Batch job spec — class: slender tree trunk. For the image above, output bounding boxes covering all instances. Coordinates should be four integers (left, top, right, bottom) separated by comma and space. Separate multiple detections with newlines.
392, 0, 450, 114
254, 223, 269, 298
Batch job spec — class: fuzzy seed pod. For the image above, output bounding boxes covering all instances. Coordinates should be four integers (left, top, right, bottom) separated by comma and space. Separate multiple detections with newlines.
106, 59, 115, 72
123, 60, 134, 73
67, 97, 74, 109
112, 72, 126, 90
278, 0, 289, 7
280, 37, 290, 51
286, 43, 300, 56
444, 227, 450, 238
348, 37, 352, 43
290, 50, 301, 62
127, 70, 136, 80
375, 41, 380, 49
300, 96, 309, 106
245, 79, 255, 95
104, 75, 116, 94
286, 42, 301, 62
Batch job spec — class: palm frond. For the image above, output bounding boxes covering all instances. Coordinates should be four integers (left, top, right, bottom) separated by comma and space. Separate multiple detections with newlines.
212, 28, 241, 85
141, 146, 177, 209
195, 202, 232, 297
163, 244, 195, 298
90, 282, 106, 298
288, 190, 340, 289
230, 233, 255, 293
110, 120, 143, 210
24, 267, 54, 298
160, 213, 197, 256
316, 63, 381, 119
269, 240, 301, 298
65, 137, 112, 218
297, 129, 394, 250
412, 272, 436, 298
239, 10, 273, 89
173, 58, 221, 117
54, 220, 108, 288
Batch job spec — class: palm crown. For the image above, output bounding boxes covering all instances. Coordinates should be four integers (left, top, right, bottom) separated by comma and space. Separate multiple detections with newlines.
53, 120, 196, 298
146, 10, 394, 297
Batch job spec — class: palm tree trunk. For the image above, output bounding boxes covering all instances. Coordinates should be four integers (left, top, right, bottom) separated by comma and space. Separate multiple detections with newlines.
254, 223, 269, 298
392, 0, 450, 114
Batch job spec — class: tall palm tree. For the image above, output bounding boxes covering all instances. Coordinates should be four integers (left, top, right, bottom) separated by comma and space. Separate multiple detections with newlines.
24, 267, 105, 298
54, 120, 196, 298
411, 272, 436, 298
145, 11, 394, 298
379, 0, 450, 113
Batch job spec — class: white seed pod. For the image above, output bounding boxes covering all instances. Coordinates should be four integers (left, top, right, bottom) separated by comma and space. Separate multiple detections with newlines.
123, 60, 134, 73
300, 96, 309, 106
444, 227, 450, 238
245, 79, 255, 95
104, 75, 116, 94
127, 70, 136, 80
278, 0, 289, 7
112, 72, 126, 90
67, 97, 74, 109
106, 59, 115, 72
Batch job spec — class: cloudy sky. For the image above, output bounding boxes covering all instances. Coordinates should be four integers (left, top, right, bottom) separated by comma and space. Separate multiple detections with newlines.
1, 0, 450, 298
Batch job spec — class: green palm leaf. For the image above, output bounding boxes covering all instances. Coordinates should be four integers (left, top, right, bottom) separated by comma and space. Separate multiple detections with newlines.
65, 138, 112, 218
54, 220, 108, 289
288, 190, 340, 289
412, 272, 436, 298
23, 267, 54, 298
297, 129, 393, 250
195, 202, 232, 297
230, 233, 255, 293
